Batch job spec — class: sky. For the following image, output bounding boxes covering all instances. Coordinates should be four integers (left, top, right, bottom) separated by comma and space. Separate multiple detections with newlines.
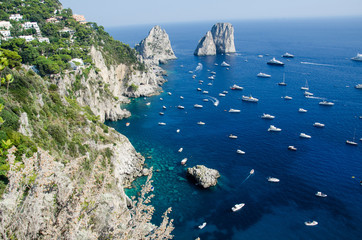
60, 0, 362, 27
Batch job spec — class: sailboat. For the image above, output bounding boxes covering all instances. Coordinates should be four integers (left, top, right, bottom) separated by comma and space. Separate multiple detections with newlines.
346, 129, 358, 146
301, 80, 309, 90
278, 73, 287, 86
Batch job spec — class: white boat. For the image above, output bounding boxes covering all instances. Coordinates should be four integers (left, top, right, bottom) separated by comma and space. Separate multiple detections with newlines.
304, 221, 318, 226
158, 122, 166, 126
250, 169, 255, 174
258, 54, 263, 58
301, 80, 309, 91
261, 113, 275, 119
230, 84, 243, 90
198, 222, 207, 229
267, 57, 284, 66
346, 129, 358, 146
355, 84, 362, 89
284, 96, 292, 100
257, 72, 271, 78
351, 53, 362, 62
194, 104, 203, 108
178, 147, 183, 152
236, 149, 245, 154
313, 122, 325, 128
126, 122, 130, 127
197, 88, 202, 91
282, 52, 294, 58
192, 75, 196, 79
319, 101, 334, 106
231, 203, 245, 212
278, 73, 287, 86
242, 95, 259, 102
304, 91, 314, 96
267, 177, 280, 183
214, 63, 218, 66
229, 109, 241, 113
188, 70, 193, 74
160, 98, 163, 101
208, 76, 215, 80
197, 121, 205, 125
181, 158, 188, 165
221, 61, 230, 67
229, 134, 238, 139
146, 102, 151, 106
298, 108, 307, 113
167, 92, 172, 95
159, 112, 164, 115
202, 99, 209, 102
211, 71, 216, 75
223, 91, 228, 94
177, 105, 185, 109
162, 106, 167, 109
202, 91, 209, 94
288, 146, 297, 151
315, 191, 327, 197
219, 93, 226, 97
176, 129, 180, 133
180, 96, 184, 99
199, 80, 203, 83
268, 125, 281, 132
300, 133, 311, 138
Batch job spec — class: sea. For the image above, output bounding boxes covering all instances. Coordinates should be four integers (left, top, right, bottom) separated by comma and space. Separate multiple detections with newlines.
105, 17, 362, 240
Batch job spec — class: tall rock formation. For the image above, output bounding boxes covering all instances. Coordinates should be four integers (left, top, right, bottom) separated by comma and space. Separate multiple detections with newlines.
135, 25, 176, 65
194, 23, 236, 56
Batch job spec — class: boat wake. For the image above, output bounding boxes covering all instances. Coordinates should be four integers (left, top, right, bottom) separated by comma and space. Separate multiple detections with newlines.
208, 96, 219, 107
241, 169, 254, 185
194, 63, 203, 72
301, 62, 335, 67
305, 96, 324, 100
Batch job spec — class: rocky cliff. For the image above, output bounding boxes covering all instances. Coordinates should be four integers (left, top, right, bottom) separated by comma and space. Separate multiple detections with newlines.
194, 23, 236, 56
135, 25, 176, 65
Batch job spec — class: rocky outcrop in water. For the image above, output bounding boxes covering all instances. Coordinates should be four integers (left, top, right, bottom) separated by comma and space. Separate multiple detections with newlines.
187, 165, 220, 188
135, 25, 176, 65
194, 23, 236, 56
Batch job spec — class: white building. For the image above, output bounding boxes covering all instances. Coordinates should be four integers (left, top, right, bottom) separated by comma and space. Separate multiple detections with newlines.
37, 37, 50, 43
19, 35, 35, 42
0, 30, 11, 37
0, 21, 12, 30
23, 22, 40, 31
9, 14, 23, 21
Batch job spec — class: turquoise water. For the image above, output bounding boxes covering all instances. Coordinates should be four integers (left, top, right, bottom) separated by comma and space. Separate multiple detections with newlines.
106, 18, 362, 239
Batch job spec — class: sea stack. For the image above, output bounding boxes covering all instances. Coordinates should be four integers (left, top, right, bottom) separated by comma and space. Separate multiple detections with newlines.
187, 165, 220, 188
194, 23, 236, 56
135, 25, 176, 65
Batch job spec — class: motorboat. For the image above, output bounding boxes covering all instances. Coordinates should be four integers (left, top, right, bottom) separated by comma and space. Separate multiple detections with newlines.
319, 101, 334, 106
198, 222, 207, 229
261, 113, 275, 119
315, 191, 327, 197
351, 53, 362, 62
207, 83, 213, 86
181, 158, 188, 165
146, 102, 151, 106
304, 221, 318, 226
158, 122, 166, 126
284, 96, 292, 100
229, 109, 241, 113
202, 91, 209, 94
355, 84, 362, 89
242, 95, 259, 102
221, 61, 230, 67
192, 75, 196, 79
160, 98, 163, 101
268, 125, 281, 132
257, 72, 271, 78
301, 80, 309, 90
230, 84, 244, 90
208, 76, 215, 80
282, 52, 294, 58
313, 122, 325, 128
231, 203, 245, 212
298, 108, 307, 113
267, 57, 284, 66
126, 122, 130, 127
202, 99, 209, 102
180, 96, 184, 99
223, 91, 228, 94
346, 140, 358, 146
267, 177, 280, 182
197, 88, 202, 91
258, 54, 263, 58
188, 70, 193, 74
300, 133, 311, 138
177, 105, 185, 109
304, 91, 314, 96
176, 129, 180, 133
236, 149, 245, 154
211, 71, 216, 75
250, 169, 255, 174
194, 104, 203, 108
178, 147, 183, 152
167, 92, 172, 95
229, 134, 238, 139
288, 146, 297, 151
162, 106, 167, 109
199, 80, 203, 84
197, 121, 205, 125
214, 63, 218, 66
159, 112, 164, 115
219, 93, 226, 97
278, 73, 286, 86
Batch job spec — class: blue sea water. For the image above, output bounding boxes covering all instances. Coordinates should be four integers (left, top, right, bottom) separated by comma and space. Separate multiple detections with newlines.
106, 18, 362, 239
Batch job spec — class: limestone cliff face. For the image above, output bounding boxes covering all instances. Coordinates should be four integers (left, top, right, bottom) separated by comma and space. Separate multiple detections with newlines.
135, 25, 176, 65
194, 23, 236, 56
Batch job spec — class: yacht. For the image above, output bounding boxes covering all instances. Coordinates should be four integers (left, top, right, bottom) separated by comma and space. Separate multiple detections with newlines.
313, 122, 325, 128
288, 146, 297, 151
351, 53, 362, 62
176, 129, 180, 133
197, 88, 202, 91
229, 109, 241, 113
188, 70, 193, 74
192, 75, 196, 79
301, 80, 309, 90
177, 105, 185, 109
221, 61, 230, 67
257, 72, 271, 78
126, 122, 130, 127
162, 106, 167, 109
146, 102, 151, 106
158, 122, 166, 126
355, 84, 362, 89
178, 147, 183, 152
211, 71, 216, 75
267, 177, 280, 183
207, 83, 213, 86
230, 84, 244, 90
282, 52, 294, 58
284, 96, 293, 100
202, 99, 209, 102
223, 91, 228, 94
194, 104, 203, 108
214, 63, 218, 66
242, 95, 259, 102
197, 121, 205, 125
304, 221, 318, 226
304, 91, 313, 96
160, 98, 163, 101
167, 92, 172, 95
159, 112, 164, 115
250, 169, 255, 174
268, 125, 281, 132
219, 93, 226, 97
278, 74, 287, 86
258, 54, 263, 58
208, 76, 215, 80
199, 80, 203, 83
300, 133, 311, 138
231, 203, 245, 212
267, 57, 284, 66
319, 101, 334, 106
261, 113, 275, 119
202, 91, 209, 94
236, 149, 245, 154
299, 108, 307, 113
198, 222, 207, 229
229, 134, 238, 139
180, 158, 188, 165
315, 191, 327, 197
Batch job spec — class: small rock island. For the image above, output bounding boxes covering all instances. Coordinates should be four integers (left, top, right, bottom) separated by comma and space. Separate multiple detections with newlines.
187, 165, 220, 188
194, 23, 236, 56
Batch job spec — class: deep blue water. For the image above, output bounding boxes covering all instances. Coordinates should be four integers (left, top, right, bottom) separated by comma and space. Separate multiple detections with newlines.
106, 18, 362, 240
